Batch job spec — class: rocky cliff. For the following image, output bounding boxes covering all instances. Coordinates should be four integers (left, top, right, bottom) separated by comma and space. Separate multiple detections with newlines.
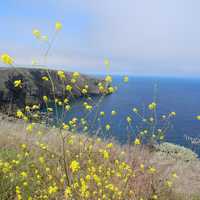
0, 67, 105, 113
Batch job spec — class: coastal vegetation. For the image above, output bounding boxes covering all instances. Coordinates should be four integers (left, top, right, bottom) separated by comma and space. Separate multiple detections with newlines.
0, 22, 200, 200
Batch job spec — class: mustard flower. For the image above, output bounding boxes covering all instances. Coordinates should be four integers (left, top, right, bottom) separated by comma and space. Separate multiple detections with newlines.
104, 58, 110, 66
126, 116, 132, 124
14, 80, 22, 88
65, 105, 71, 111
111, 110, 117, 116
196, 115, 200, 120
105, 75, 112, 83
70, 160, 80, 173
123, 76, 129, 83
82, 88, 88, 94
134, 138, 141, 145
71, 78, 76, 83
106, 143, 113, 148
148, 102, 157, 110
57, 70, 65, 80
172, 172, 178, 178
20, 171, 28, 178
43, 95, 48, 102
31, 60, 37, 65
165, 180, 173, 188
47, 107, 53, 112
26, 124, 34, 132
148, 166, 156, 174
66, 85, 72, 92
64, 98, 69, 103
48, 185, 58, 195
16, 110, 23, 118
42, 76, 49, 81
152, 194, 158, 200
100, 111, 105, 116
72, 71, 80, 78
132, 107, 138, 113
140, 164, 144, 170
108, 86, 114, 93
170, 111, 176, 116
105, 124, 111, 131
1, 53, 13, 65
32, 29, 41, 39
62, 123, 69, 130
55, 21, 62, 31
65, 186, 72, 198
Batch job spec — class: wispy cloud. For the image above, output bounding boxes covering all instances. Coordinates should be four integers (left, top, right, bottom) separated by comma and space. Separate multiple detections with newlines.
1, 0, 200, 75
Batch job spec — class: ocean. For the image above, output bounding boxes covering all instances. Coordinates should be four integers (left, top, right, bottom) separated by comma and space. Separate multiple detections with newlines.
58, 76, 200, 155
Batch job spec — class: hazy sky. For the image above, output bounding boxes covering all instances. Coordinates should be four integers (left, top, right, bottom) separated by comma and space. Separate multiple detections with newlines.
1, 0, 200, 76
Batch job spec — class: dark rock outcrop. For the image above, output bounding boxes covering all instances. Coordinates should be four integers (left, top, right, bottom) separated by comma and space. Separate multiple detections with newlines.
0, 67, 105, 113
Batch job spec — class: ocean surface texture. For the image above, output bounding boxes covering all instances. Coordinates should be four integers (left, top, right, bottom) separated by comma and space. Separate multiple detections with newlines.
61, 76, 200, 155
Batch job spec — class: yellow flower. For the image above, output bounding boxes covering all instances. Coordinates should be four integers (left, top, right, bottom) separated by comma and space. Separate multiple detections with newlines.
196, 115, 200, 120
21, 144, 27, 149
20, 171, 28, 178
104, 59, 110, 66
72, 72, 80, 78
82, 89, 87, 94
172, 172, 178, 178
105, 124, 111, 131
1, 53, 13, 65
16, 110, 23, 118
65, 105, 71, 111
70, 160, 80, 173
31, 59, 37, 65
148, 102, 157, 110
42, 76, 49, 81
165, 180, 173, 188
170, 111, 176, 116
43, 95, 48, 102
140, 164, 144, 170
48, 185, 58, 195
26, 124, 34, 132
132, 107, 138, 113
48, 107, 53, 112
14, 80, 22, 88
126, 116, 132, 124
108, 86, 114, 93
100, 111, 105, 116
64, 98, 69, 103
152, 194, 158, 199
105, 75, 112, 83
148, 166, 156, 174
55, 21, 62, 31
32, 29, 41, 38
39, 156, 45, 164
134, 138, 141, 145
111, 110, 117, 116
123, 76, 129, 83
102, 150, 109, 159
106, 143, 113, 148
57, 70, 65, 80
65, 186, 72, 198
66, 85, 72, 92
62, 123, 69, 130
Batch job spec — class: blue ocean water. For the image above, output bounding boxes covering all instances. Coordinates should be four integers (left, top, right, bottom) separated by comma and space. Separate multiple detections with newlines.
60, 76, 200, 155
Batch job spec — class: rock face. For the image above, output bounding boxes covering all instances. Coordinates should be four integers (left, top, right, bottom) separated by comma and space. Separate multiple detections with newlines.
0, 67, 105, 113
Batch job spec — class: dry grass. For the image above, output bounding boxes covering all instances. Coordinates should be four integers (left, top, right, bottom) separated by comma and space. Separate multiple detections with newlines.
0, 117, 200, 200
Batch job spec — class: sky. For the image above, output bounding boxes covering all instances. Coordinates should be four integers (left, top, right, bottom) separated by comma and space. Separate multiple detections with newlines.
1, 0, 200, 76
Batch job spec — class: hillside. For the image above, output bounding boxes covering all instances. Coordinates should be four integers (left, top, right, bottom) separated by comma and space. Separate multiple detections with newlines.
0, 67, 105, 113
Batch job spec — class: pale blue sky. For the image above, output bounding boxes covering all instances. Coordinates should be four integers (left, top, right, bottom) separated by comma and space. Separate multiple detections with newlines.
1, 0, 200, 76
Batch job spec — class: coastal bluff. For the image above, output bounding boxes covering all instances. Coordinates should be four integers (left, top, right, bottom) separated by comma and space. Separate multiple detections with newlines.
0, 67, 105, 112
